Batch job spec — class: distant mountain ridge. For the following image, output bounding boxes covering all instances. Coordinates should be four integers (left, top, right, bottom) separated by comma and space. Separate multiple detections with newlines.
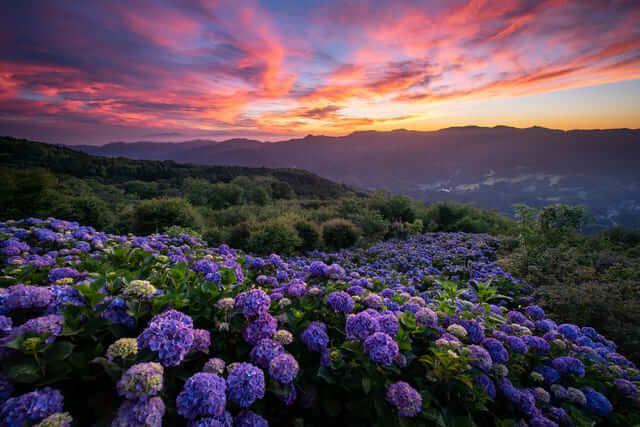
72, 126, 640, 229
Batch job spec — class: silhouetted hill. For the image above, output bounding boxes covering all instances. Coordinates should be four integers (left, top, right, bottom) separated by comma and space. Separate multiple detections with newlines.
72, 126, 640, 229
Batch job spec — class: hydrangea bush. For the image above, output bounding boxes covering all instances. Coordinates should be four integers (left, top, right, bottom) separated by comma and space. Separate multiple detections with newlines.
0, 217, 638, 426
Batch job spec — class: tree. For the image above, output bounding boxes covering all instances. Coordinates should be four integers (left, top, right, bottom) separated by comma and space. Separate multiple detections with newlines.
248, 219, 301, 255
294, 220, 321, 251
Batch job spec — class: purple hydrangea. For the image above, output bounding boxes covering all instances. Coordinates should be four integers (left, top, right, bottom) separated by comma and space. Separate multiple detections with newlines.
385, 381, 422, 417
345, 311, 379, 341
557, 324, 581, 341
203, 358, 226, 376
376, 311, 399, 337
0, 374, 14, 402
363, 332, 398, 365
226, 363, 265, 408
521, 335, 550, 354
614, 378, 639, 398
269, 353, 299, 384
524, 305, 545, 320
113, 396, 165, 427
301, 321, 329, 352
250, 339, 284, 369
47, 268, 82, 283
0, 387, 64, 426
244, 314, 277, 345
326, 291, 355, 314
116, 362, 164, 400
191, 329, 211, 353
188, 412, 233, 427
2, 284, 52, 311
482, 338, 509, 364
176, 373, 227, 420
534, 365, 561, 385
138, 310, 195, 366
551, 356, 585, 378
505, 336, 528, 354
235, 290, 271, 319
0, 315, 12, 335
10, 314, 64, 344
474, 374, 496, 399
234, 410, 269, 427
99, 297, 135, 328
415, 307, 438, 328
47, 285, 84, 313
583, 387, 613, 417
467, 344, 493, 372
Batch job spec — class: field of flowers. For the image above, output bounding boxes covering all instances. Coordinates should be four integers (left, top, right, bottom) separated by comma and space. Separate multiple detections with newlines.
1, 218, 638, 426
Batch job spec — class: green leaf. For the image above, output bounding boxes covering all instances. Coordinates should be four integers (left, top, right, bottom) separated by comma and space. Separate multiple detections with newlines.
362, 377, 371, 394
7, 361, 41, 383
46, 341, 74, 362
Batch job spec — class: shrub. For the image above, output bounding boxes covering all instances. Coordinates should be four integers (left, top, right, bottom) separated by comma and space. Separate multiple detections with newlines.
294, 220, 321, 251
322, 218, 360, 249
132, 198, 202, 234
248, 218, 301, 255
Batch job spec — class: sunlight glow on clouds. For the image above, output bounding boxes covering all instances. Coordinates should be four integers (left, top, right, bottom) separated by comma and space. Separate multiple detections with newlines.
0, 0, 639, 143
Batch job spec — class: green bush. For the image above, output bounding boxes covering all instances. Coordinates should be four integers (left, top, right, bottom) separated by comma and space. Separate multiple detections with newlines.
132, 198, 202, 234
322, 218, 360, 249
294, 220, 321, 251
248, 218, 301, 255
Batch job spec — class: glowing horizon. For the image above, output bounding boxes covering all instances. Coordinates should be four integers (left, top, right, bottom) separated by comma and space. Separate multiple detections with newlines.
1, 0, 639, 144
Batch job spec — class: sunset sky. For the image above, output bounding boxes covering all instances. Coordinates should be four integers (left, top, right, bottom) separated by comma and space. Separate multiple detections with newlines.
1, 0, 639, 144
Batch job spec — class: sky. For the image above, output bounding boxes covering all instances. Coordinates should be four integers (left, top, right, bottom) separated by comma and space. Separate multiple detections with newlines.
1, 0, 639, 144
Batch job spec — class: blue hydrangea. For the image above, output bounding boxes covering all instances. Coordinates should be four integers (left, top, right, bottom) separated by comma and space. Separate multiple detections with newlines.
250, 338, 284, 369
138, 310, 195, 366
557, 324, 581, 341
385, 381, 422, 417
467, 344, 493, 372
47, 285, 84, 313
524, 305, 545, 320
176, 373, 227, 420
188, 411, 233, 427
0, 315, 12, 335
234, 410, 269, 427
244, 314, 277, 345
226, 363, 265, 408
534, 365, 561, 385
345, 311, 379, 341
326, 291, 355, 314
8, 314, 64, 344
551, 356, 585, 378
474, 374, 496, 399
583, 387, 613, 417
301, 321, 329, 352
521, 335, 549, 354
112, 396, 165, 427
235, 290, 271, 319
116, 362, 164, 400
0, 387, 64, 426
482, 338, 509, 364
505, 336, 528, 354
269, 353, 299, 384
47, 267, 81, 283
614, 378, 638, 398
363, 332, 398, 365
99, 297, 136, 328
376, 311, 399, 337
415, 307, 438, 328
2, 284, 52, 312
0, 374, 14, 402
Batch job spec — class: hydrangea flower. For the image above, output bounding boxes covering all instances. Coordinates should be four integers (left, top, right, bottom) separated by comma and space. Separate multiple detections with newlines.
345, 311, 379, 341
203, 358, 226, 376
250, 338, 284, 369
9, 314, 64, 344
2, 284, 52, 312
376, 312, 399, 337
123, 280, 158, 299
192, 329, 211, 353
226, 363, 265, 408
524, 305, 545, 320
106, 338, 139, 361
0, 374, 15, 402
188, 411, 233, 427
326, 291, 355, 314
244, 314, 277, 345
47, 268, 81, 284
138, 310, 195, 366
34, 412, 73, 427
0, 315, 12, 335
0, 387, 64, 426
363, 332, 398, 365
467, 345, 493, 372
176, 373, 227, 420
482, 338, 509, 364
273, 329, 293, 345
583, 387, 613, 416
99, 297, 135, 328
505, 336, 528, 354
269, 353, 299, 384
234, 410, 269, 427
474, 374, 496, 399
117, 362, 164, 400
235, 289, 271, 319
551, 356, 585, 378
112, 396, 165, 427
301, 321, 329, 352
385, 381, 422, 417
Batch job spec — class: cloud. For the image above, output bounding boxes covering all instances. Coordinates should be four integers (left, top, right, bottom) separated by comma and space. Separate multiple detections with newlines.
0, 0, 639, 142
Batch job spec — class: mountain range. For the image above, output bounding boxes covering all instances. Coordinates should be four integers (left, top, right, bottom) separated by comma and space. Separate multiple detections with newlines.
75, 126, 640, 229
